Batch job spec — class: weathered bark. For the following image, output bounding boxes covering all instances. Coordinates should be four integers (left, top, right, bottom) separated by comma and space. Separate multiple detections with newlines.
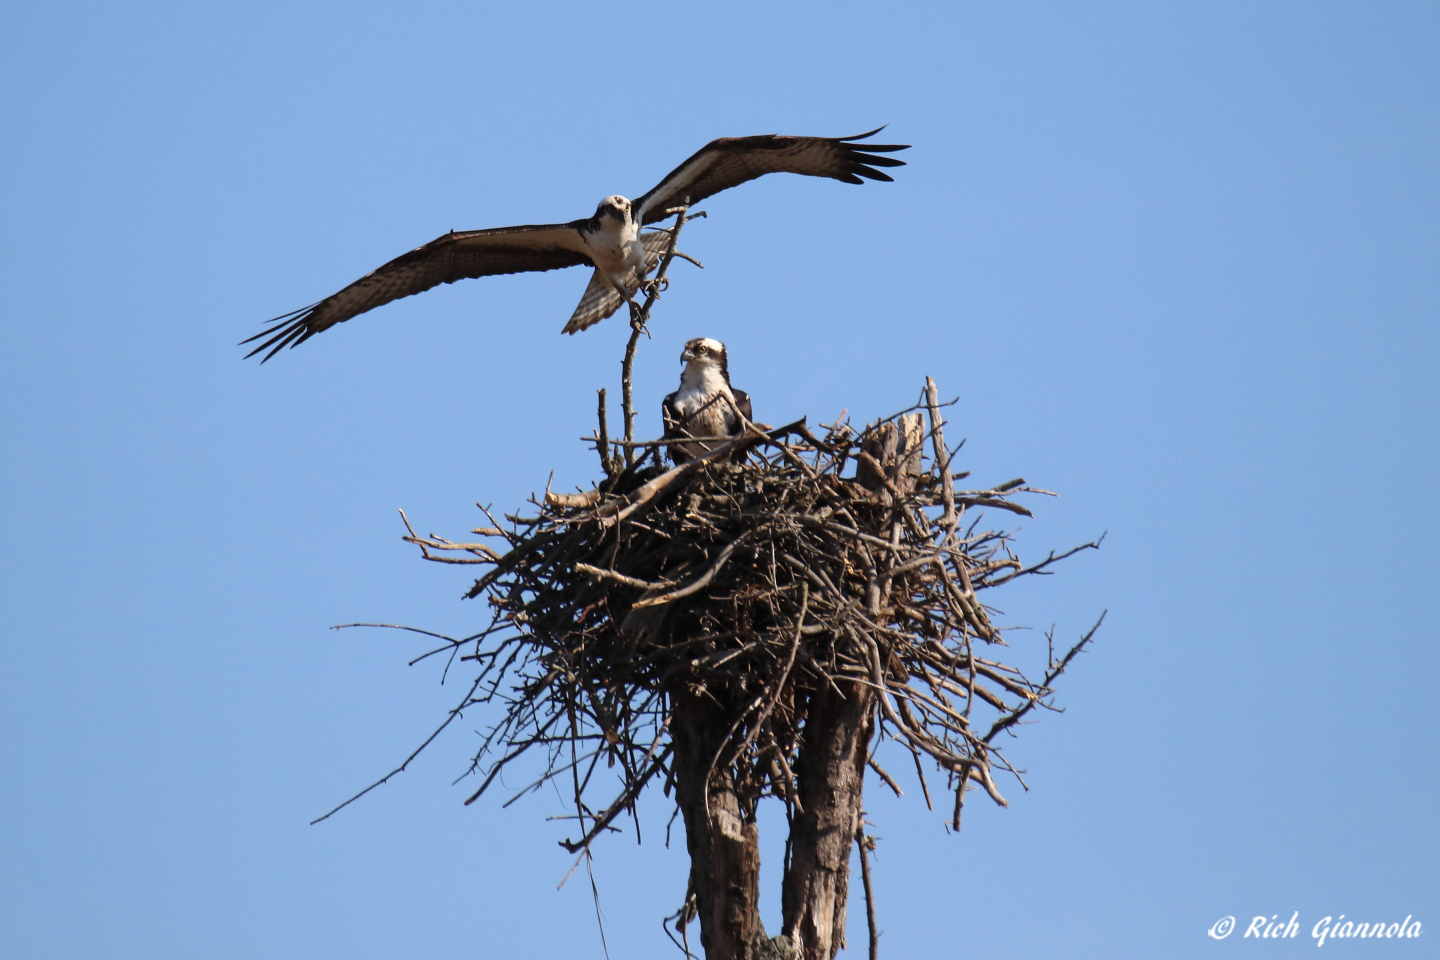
781, 679, 875, 960
855, 414, 924, 501
670, 690, 770, 960
667, 420, 903, 959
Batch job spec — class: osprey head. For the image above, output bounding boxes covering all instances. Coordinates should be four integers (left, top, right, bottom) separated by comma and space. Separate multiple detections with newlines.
595, 195, 633, 221
680, 337, 726, 365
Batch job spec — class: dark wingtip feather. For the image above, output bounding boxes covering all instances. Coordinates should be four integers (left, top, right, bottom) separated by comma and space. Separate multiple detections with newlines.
851, 152, 907, 167
262, 323, 309, 362
850, 166, 895, 183
241, 299, 328, 362
242, 315, 311, 362
289, 326, 320, 350
242, 326, 287, 360
239, 301, 321, 345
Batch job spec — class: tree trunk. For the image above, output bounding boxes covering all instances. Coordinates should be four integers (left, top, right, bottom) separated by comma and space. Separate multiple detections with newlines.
668, 416, 903, 959
781, 679, 874, 960
670, 690, 770, 960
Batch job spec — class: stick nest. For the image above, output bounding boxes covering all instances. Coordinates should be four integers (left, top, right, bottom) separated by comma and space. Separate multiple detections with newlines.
361, 384, 1101, 854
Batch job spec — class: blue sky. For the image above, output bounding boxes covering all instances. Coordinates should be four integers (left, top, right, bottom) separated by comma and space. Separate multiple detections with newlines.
1, 1, 1436, 957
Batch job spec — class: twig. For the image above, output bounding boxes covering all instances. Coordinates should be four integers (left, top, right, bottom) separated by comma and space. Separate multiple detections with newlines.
597, 388, 615, 478
857, 824, 879, 960
867, 756, 904, 798
575, 563, 671, 590
630, 532, 754, 608
310, 670, 488, 825
560, 747, 673, 855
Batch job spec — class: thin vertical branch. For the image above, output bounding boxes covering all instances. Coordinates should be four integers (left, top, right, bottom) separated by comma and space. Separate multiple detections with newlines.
857, 825, 879, 960
925, 376, 955, 531
597, 388, 615, 479
621, 200, 700, 464
620, 319, 646, 468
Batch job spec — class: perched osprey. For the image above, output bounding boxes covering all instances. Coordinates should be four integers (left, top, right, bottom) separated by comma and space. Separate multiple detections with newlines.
662, 338, 753, 464
243, 130, 908, 361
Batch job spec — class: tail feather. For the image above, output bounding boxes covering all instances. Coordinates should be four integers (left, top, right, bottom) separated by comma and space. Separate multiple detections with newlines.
561, 231, 672, 334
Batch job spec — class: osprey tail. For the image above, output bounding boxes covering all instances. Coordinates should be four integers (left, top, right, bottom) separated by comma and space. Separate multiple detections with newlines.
562, 231, 673, 334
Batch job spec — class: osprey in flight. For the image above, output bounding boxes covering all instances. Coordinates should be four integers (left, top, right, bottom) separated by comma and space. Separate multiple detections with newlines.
662, 338, 752, 463
243, 129, 908, 361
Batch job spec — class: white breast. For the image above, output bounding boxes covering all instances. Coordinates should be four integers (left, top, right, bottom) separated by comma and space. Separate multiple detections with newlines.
672, 365, 739, 446
673, 368, 735, 419
582, 218, 643, 276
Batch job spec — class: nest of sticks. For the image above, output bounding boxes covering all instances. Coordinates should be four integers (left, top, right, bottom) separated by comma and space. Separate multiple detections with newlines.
360, 378, 1101, 864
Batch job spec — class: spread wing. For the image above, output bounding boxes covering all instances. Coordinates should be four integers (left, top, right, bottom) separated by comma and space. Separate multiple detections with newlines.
634, 128, 909, 225
243, 222, 592, 361
562, 231, 674, 334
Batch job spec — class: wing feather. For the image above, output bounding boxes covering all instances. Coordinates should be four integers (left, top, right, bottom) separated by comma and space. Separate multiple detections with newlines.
243, 222, 592, 361
661, 390, 695, 464
732, 389, 752, 424
634, 128, 909, 225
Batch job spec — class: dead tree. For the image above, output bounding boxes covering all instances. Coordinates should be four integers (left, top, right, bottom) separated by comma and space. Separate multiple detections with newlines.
319, 208, 1101, 959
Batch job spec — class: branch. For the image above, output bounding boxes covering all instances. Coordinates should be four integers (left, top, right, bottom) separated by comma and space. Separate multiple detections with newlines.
596, 388, 616, 479
630, 531, 754, 608
866, 755, 904, 798
311, 669, 488, 825
575, 563, 671, 591
856, 825, 880, 960
560, 745, 673, 854
925, 377, 956, 530
621, 202, 698, 464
